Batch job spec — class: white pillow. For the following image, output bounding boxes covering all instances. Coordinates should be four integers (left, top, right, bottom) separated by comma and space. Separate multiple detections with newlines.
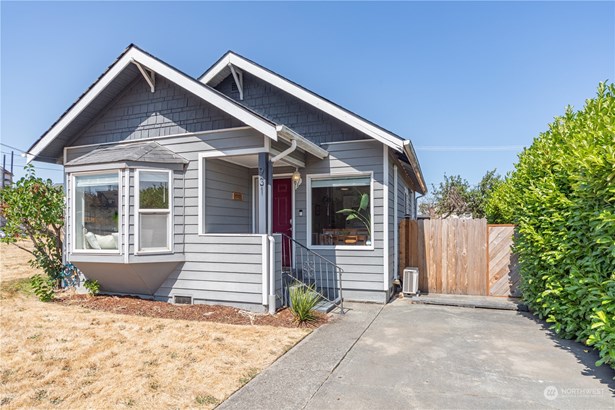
96, 234, 117, 250
85, 232, 101, 249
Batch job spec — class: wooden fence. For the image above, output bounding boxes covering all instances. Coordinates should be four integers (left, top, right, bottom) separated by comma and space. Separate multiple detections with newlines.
399, 219, 520, 297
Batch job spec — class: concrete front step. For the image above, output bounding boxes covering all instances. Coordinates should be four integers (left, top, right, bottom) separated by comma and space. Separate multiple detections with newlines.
407, 293, 528, 311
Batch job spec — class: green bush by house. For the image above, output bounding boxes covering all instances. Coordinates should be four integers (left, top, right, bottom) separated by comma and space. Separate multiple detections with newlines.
487, 82, 615, 368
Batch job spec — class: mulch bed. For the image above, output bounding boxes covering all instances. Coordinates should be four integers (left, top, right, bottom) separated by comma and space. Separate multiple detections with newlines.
54, 294, 328, 328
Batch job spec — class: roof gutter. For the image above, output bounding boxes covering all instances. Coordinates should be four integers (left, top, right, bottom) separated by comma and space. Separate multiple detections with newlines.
403, 140, 428, 194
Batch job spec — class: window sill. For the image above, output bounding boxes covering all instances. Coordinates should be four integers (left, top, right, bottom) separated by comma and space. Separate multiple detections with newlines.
134, 250, 173, 256
71, 250, 121, 254
308, 245, 375, 251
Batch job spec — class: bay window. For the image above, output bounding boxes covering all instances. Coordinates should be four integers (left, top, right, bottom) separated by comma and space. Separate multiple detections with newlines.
74, 172, 120, 251
136, 170, 172, 253
309, 175, 373, 247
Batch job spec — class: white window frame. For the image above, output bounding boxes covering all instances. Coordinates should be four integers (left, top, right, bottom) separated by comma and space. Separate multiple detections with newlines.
307, 172, 375, 251
135, 169, 173, 254
71, 170, 122, 254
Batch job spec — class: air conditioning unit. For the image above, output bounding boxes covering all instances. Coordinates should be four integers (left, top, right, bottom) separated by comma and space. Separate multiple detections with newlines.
402, 267, 420, 295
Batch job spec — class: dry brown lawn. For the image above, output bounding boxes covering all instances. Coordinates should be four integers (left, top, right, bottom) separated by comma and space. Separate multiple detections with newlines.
0, 243, 310, 409
0, 241, 42, 282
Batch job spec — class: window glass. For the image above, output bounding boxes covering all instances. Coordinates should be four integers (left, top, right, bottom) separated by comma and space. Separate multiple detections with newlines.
74, 174, 119, 250
139, 171, 169, 209
311, 177, 371, 246
139, 214, 168, 249
138, 171, 171, 252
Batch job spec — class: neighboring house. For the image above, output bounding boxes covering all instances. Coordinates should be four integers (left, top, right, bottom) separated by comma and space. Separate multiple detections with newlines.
1, 167, 12, 188
27, 45, 426, 312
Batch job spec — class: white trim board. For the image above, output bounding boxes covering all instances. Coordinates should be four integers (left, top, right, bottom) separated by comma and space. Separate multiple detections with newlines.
383, 145, 390, 291
28, 47, 278, 163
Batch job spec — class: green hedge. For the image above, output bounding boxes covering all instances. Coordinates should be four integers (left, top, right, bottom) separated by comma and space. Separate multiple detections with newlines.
487, 82, 615, 368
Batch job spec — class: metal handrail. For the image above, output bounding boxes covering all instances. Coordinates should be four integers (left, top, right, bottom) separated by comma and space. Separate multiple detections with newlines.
279, 233, 341, 268
278, 233, 344, 314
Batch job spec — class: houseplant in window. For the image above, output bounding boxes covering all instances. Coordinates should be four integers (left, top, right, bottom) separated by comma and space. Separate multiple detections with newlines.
336, 191, 371, 245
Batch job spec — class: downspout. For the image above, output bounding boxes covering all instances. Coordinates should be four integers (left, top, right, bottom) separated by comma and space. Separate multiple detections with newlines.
271, 139, 297, 163
393, 165, 400, 285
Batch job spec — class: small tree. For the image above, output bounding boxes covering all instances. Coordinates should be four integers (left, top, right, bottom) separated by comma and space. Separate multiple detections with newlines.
430, 174, 473, 218
469, 169, 504, 219
423, 170, 503, 219
0, 166, 64, 280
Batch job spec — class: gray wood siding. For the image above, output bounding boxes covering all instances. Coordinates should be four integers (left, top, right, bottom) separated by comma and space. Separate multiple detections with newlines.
66, 128, 267, 308
204, 159, 252, 233
215, 73, 369, 145
73, 76, 244, 146
155, 235, 264, 308
295, 140, 385, 294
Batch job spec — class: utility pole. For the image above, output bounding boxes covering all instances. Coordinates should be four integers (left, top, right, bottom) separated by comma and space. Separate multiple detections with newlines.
2, 154, 5, 189
10, 151, 14, 177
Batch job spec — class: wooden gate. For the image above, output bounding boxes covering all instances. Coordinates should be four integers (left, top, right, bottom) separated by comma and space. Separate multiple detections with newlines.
399, 219, 520, 297
487, 225, 521, 297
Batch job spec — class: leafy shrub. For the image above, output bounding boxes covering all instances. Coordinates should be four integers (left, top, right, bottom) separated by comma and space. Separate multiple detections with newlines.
0, 165, 64, 280
289, 282, 320, 324
487, 82, 615, 368
83, 279, 100, 295
30, 274, 55, 302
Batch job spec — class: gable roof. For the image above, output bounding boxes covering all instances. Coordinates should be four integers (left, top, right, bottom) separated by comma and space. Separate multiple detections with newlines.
27, 45, 279, 164
198, 51, 426, 193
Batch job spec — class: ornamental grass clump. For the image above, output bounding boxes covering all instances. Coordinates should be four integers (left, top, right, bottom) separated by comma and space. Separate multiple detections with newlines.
289, 282, 320, 324
486, 82, 615, 368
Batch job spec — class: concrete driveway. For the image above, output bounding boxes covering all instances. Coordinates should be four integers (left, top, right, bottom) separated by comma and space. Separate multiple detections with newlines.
220, 300, 614, 409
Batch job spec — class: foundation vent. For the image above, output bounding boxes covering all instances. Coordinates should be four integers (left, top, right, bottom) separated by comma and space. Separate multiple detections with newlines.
174, 295, 193, 305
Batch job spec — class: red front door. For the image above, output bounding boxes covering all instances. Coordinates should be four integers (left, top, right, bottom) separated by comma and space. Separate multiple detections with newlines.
273, 178, 292, 266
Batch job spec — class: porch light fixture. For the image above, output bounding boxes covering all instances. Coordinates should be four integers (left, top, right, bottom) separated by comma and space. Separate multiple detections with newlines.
292, 168, 302, 190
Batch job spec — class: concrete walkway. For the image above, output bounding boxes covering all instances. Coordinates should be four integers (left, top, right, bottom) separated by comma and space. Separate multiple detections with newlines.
219, 301, 614, 409
218, 303, 383, 410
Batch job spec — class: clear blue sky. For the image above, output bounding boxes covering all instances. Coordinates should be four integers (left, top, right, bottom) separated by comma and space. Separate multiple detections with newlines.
1, 1, 613, 192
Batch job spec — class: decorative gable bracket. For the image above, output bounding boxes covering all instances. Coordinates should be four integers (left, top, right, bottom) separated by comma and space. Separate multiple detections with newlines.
131, 59, 156, 93
228, 64, 244, 100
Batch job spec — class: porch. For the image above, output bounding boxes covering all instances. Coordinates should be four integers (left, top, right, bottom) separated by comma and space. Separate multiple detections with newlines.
196, 142, 345, 313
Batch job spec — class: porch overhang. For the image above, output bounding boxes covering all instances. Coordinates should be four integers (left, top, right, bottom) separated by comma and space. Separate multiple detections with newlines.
65, 141, 189, 167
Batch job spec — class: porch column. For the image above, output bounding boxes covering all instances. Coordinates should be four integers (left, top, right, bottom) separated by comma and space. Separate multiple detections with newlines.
257, 152, 273, 235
